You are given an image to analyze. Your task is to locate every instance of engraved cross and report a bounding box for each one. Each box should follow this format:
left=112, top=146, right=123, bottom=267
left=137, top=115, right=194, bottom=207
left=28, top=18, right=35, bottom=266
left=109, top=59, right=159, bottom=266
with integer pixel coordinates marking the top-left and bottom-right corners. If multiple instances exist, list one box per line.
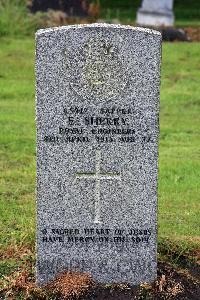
left=76, top=150, right=121, bottom=224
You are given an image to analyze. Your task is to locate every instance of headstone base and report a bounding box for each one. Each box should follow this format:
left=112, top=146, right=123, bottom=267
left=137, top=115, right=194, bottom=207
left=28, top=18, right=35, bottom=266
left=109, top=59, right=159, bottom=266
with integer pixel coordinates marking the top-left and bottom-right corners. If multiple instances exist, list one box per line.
left=136, top=9, right=174, bottom=27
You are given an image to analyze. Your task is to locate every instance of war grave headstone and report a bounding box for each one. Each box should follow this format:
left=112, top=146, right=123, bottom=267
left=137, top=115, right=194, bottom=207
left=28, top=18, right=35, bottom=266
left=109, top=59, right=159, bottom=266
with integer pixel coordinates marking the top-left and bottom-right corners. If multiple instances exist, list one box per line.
left=36, top=23, right=162, bottom=286
left=137, top=0, right=174, bottom=27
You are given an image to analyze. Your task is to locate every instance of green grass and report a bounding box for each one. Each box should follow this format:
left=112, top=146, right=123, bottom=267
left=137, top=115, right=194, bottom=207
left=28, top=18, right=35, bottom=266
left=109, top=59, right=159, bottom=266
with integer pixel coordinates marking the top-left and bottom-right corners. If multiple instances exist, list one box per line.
left=0, top=38, right=35, bottom=248
left=0, top=39, right=199, bottom=263
left=0, top=0, right=38, bottom=37
left=159, top=43, right=200, bottom=246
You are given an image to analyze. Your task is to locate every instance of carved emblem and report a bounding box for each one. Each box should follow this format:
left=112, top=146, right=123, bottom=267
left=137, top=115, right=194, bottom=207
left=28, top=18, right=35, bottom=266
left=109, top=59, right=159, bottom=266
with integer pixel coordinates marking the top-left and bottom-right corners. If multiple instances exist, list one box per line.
left=64, top=37, right=128, bottom=100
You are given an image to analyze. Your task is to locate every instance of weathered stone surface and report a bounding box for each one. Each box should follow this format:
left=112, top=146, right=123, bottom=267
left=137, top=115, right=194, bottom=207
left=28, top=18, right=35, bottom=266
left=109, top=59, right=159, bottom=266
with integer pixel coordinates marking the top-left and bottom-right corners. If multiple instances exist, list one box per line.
left=137, top=0, right=174, bottom=27
left=36, top=23, right=162, bottom=286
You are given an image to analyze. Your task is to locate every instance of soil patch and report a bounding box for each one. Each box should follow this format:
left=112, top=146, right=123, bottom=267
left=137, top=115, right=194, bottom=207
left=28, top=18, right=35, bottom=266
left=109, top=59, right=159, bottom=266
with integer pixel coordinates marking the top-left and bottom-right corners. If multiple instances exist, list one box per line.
left=184, top=27, right=200, bottom=42
left=1, top=259, right=199, bottom=299
left=81, top=261, right=200, bottom=300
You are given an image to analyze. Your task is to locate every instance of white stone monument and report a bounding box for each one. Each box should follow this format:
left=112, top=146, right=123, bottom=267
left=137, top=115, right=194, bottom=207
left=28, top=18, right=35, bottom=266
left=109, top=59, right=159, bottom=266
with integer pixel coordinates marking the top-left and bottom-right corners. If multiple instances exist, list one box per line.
left=137, top=0, right=174, bottom=27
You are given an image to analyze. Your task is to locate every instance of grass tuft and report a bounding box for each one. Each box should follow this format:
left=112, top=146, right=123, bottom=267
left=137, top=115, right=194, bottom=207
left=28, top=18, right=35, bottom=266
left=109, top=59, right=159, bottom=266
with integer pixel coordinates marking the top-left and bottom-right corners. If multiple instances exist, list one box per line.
left=0, top=0, right=38, bottom=37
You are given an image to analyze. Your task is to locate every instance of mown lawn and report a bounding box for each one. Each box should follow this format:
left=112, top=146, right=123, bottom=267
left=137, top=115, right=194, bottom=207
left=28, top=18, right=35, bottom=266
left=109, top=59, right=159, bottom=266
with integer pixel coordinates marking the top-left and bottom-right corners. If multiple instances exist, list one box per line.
left=0, top=38, right=199, bottom=265
left=159, top=43, right=200, bottom=249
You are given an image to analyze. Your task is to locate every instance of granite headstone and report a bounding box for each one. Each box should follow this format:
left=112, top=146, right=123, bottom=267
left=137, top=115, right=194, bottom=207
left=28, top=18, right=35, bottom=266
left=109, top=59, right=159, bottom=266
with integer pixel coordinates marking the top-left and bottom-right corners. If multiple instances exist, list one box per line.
left=36, top=24, right=162, bottom=286
left=137, top=0, right=174, bottom=27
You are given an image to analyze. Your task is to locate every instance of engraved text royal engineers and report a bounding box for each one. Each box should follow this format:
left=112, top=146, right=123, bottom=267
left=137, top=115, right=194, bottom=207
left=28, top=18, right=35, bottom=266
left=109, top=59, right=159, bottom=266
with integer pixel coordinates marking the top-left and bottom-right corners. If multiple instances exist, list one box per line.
left=36, top=24, right=162, bottom=285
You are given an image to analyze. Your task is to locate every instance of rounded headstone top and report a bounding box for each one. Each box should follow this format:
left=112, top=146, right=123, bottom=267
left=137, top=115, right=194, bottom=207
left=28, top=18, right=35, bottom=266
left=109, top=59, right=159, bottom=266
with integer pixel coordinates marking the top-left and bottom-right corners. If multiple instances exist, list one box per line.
left=36, top=23, right=161, bottom=37
left=36, top=23, right=161, bottom=102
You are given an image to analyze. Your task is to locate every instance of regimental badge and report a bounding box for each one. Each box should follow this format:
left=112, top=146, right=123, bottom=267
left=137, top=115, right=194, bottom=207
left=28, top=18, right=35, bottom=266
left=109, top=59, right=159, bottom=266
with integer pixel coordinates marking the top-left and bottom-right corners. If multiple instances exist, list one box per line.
left=63, top=35, right=128, bottom=101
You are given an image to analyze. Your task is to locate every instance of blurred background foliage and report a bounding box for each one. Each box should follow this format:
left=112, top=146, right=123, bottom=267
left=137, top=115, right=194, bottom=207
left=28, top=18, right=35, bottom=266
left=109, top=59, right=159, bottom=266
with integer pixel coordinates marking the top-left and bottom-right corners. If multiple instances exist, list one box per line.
left=0, top=0, right=200, bottom=37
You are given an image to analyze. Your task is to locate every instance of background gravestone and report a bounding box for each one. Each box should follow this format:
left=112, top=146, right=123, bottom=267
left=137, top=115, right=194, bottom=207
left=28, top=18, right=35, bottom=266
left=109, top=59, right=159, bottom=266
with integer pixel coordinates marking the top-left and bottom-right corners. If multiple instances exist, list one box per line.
left=36, top=23, right=162, bottom=285
left=137, top=0, right=174, bottom=27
